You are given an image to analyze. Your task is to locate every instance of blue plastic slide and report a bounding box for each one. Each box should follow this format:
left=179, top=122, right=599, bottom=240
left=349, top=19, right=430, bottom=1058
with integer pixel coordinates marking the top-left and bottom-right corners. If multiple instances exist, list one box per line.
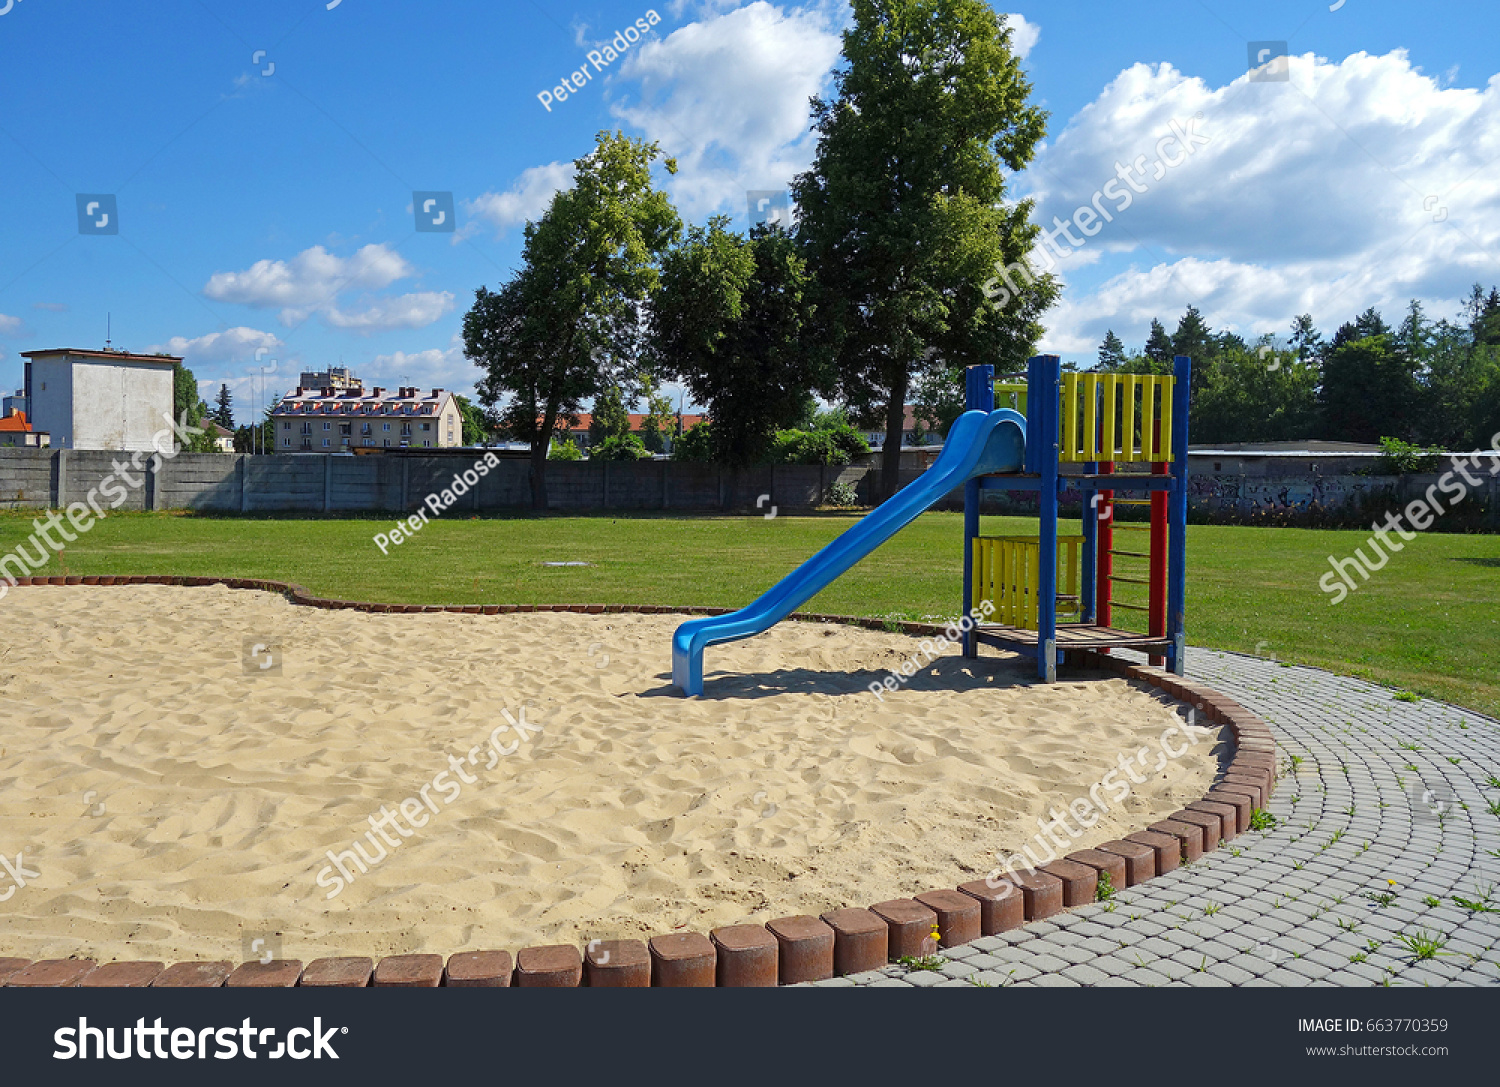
left=672, top=408, right=1027, bottom=695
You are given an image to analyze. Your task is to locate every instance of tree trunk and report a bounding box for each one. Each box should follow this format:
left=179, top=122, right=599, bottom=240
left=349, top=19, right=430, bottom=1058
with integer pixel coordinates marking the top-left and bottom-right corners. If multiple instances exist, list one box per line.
left=878, top=365, right=911, bottom=504
left=529, top=440, right=549, bottom=511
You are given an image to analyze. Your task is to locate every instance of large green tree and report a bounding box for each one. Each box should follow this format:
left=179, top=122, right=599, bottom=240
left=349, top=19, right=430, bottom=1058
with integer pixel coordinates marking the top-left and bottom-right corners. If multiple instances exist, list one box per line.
left=1318, top=333, right=1421, bottom=443
left=650, top=218, right=825, bottom=466
left=171, top=364, right=216, bottom=452
left=792, top=0, right=1054, bottom=502
left=464, top=132, right=680, bottom=508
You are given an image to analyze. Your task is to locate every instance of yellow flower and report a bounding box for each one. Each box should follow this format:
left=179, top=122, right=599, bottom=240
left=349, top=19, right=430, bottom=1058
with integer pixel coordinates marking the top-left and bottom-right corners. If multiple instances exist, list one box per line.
left=1386, top=879, right=1398, bottom=887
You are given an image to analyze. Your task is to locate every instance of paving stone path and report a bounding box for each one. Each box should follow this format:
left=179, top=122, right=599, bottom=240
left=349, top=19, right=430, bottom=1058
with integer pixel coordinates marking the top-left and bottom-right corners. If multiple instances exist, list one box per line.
left=821, top=648, right=1500, bottom=988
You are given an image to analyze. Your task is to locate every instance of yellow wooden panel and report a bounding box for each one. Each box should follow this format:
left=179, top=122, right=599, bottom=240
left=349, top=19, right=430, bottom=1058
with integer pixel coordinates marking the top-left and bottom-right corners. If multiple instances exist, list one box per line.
left=1082, top=374, right=1099, bottom=461
left=1099, top=375, right=1117, bottom=461
left=1158, top=375, right=1174, bottom=461
left=1061, top=373, right=1079, bottom=461
left=1120, top=374, right=1137, bottom=461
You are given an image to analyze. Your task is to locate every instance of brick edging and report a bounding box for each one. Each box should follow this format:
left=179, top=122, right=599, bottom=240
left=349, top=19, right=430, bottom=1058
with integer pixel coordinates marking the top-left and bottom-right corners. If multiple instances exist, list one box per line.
left=4, top=577, right=1280, bottom=987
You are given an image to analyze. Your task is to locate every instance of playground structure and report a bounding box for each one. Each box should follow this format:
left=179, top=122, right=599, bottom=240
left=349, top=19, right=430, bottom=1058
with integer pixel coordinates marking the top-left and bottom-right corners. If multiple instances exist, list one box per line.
left=671, top=354, right=1191, bottom=696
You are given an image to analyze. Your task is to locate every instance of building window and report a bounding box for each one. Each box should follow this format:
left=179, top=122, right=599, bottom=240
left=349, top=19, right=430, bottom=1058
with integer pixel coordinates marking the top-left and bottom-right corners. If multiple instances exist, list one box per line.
left=282, top=421, right=290, bottom=431
left=383, top=423, right=390, bottom=431
left=282, top=437, right=290, bottom=446
left=340, top=423, right=351, bottom=435
left=322, top=438, right=330, bottom=447
left=364, top=438, right=374, bottom=446
left=301, top=422, right=311, bottom=434
left=383, top=439, right=390, bottom=447
left=423, top=440, right=431, bottom=447
left=361, top=423, right=371, bottom=435
left=323, top=422, right=331, bottom=431
left=401, top=423, right=411, bottom=436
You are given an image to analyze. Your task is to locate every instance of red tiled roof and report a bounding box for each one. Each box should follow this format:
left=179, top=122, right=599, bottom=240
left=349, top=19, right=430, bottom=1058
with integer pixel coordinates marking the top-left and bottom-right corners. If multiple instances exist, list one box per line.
left=0, top=410, right=31, bottom=432
left=558, top=413, right=706, bottom=432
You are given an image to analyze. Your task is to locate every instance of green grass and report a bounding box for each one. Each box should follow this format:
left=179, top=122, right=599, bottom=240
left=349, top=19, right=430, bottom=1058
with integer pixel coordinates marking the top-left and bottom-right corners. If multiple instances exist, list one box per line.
left=3, top=508, right=1497, bottom=714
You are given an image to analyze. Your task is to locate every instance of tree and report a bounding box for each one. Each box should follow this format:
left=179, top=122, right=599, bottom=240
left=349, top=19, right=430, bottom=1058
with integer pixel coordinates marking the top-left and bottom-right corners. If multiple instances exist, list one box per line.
left=637, top=372, right=675, bottom=453
left=792, top=0, right=1054, bottom=502
left=212, top=383, right=234, bottom=429
left=588, top=385, right=632, bottom=447
left=1192, top=340, right=1319, bottom=444
left=454, top=394, right=492, bottom=446
left=548, top=437, right=583, bottom=461
left=1143, top=318, right=1174, bottom=366
left=171, top=364, right=216, bottom=452
left=1289, top=313, right=1323, bottom=364
left=651, top=218, right=825, bottom=466
left=233, top=408, right=273, bottom=454
left=1098, top=330, right=1127, bottom=370
left=1318, top=333, right=1419, bottom=443
left=1171, top=305, right=1213, bottom=368
left=464, top=131, right=681, bottom=509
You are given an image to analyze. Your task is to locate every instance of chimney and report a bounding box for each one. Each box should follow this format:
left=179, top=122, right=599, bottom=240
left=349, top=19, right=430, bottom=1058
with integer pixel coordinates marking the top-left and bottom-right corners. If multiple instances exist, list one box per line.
left=373, top=387, right=385, bottom=397
left=431, top=388, right=442, bottom=399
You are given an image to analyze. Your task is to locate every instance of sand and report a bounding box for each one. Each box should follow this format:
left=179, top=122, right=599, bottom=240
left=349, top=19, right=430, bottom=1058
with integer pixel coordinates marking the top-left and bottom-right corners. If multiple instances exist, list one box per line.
left=0, top=585, right=1225, bottom=962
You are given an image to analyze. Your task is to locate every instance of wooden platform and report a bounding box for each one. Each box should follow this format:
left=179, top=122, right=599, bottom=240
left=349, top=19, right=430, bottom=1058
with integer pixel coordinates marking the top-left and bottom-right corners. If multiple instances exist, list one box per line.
left=974, top=623, right=1172, bottom=651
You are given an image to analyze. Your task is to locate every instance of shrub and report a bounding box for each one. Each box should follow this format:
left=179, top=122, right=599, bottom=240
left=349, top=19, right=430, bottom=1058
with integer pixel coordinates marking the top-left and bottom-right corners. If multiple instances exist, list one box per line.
left=1374, top=436, right=1442, bottom=474
left=825, top=480, right=860, bottom=507
left=548, top=438, right=583, bottom=461
left=591, top=433, right=653, bottom=461
left=672, top=421, right=714, bottom=461
left=770, top=422, right=871, bottom=466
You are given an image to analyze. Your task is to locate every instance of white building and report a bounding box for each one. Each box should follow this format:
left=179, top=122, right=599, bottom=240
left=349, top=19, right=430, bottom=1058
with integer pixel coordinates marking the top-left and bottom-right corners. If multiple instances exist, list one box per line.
left=20, top=348, right=179, bottom=452
left=270, top=383, right=462, bottom=452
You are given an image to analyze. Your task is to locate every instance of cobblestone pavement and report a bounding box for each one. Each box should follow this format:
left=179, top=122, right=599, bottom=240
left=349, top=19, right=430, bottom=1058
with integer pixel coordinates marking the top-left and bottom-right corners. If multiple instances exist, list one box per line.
left=822, top=648, right=1500, bottom=988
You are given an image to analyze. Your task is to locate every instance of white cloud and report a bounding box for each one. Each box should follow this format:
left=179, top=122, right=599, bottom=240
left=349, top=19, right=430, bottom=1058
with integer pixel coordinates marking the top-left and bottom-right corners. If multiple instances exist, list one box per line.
left=611, top=1, right=843, bottom=220
left=464, top=162, right=576, bottom=236
left=149, top=327, right=284, bottom=365
left=204, top=243, right=413, bottom=312
left=1017, top=50, right=1500, bottom=355
left=31, top=302, right=68, bottom=313
left=365, top=336, right=474, bottom=396
left=1003, top=14, right=1039, bottom=61
left=0, top=314, right=23, bottom=336
left=323, top=292, right=456, bottom=334
left=202, top=244, right=452, bottom=333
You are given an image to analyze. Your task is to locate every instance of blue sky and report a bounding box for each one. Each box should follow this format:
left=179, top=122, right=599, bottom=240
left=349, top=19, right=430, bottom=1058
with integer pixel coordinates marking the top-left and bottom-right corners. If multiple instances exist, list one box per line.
left=2, top=0, right=1496, bottom=425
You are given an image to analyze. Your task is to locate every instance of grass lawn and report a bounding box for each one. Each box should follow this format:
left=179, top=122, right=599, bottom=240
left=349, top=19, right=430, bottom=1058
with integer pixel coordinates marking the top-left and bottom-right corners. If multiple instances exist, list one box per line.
left=3, top=508, right=1496, bottom=716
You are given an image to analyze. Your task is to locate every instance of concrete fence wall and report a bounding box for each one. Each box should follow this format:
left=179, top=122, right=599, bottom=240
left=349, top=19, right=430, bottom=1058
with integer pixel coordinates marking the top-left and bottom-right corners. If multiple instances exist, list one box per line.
left=1, top=449, right=1493, bottom=527
left=0, top=450, right=873, bottom=515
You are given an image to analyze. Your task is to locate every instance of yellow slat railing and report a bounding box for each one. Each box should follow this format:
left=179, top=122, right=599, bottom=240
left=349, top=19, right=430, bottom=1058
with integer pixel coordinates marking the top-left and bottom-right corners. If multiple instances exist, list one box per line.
left=1058, top=374, right=1175, bottom=463
left=972, top=536, right=1084, bottom=630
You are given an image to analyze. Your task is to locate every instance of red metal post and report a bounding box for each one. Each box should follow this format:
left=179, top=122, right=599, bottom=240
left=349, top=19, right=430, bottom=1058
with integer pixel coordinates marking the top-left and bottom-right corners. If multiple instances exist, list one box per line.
left=1096, top=460, right=1113, bottom=634
left=1148, top=457, right=1168, bottom=667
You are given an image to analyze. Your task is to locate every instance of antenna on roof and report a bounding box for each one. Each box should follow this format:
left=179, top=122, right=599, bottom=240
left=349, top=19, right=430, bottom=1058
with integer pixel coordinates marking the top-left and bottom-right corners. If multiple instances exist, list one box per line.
left=105, top=313, right=111, bottom=351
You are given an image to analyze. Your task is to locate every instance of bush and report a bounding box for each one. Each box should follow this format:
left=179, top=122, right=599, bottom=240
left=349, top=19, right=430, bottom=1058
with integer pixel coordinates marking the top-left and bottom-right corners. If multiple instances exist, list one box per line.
left=1374, top=436, right=1442, bottom=474
left=548, top=438, right=583, bottom=461
left=672, top=421, right=714, bottom=461
left=591, top=433, right=653, bottom=461
left=825, top=480, right=860, bottom=507
left=770, top=422, right=870, bottom=466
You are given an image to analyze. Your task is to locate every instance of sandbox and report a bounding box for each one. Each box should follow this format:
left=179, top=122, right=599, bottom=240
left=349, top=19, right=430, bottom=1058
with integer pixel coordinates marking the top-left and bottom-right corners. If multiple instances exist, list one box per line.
left=0, top=584, right=1223, bottom=962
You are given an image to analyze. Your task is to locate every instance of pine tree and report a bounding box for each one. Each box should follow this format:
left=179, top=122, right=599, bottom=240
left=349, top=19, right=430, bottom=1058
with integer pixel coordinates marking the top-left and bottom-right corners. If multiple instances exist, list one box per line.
left=1097, top=330, right=1126, bottom=370
left=212, top=383, right=234, bottom=429
left=1289, top=314, right=1323, bottom=363
left=1171, top=305, right=1213, bottom=364
left=1143, top=319, right=1173, bottom=366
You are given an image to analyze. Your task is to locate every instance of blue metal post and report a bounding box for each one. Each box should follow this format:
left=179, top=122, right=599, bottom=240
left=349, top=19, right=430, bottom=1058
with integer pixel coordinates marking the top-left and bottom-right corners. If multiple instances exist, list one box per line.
left=1081, top=379, right=1098, bottom=624
left=1166, top=354, right=1191, bottom=676
left=1035, top=355, right=1060, bottom=682
left=962, top=365, right=993, bottom=658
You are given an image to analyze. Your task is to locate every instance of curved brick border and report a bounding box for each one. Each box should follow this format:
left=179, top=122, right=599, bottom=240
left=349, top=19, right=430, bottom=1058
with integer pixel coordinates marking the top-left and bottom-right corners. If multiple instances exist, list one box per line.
left=2, top=576, right=1277, bottom=987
